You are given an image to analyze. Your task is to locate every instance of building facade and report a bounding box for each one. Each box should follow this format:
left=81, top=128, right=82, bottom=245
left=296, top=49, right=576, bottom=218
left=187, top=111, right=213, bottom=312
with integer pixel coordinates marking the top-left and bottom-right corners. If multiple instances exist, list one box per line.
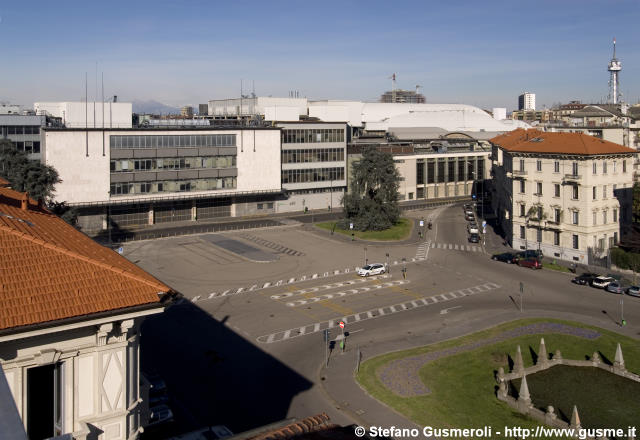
left=0, top=114, right=46, bottom=161
left=277, top=122, right=347, bottom=212
left=0, top=184, right=174, bottom=439
left=43, top=127, right=282, bottom=233
left=491, top=129, right=636, bottom=263
left=518, top=92, right=536, bottom=111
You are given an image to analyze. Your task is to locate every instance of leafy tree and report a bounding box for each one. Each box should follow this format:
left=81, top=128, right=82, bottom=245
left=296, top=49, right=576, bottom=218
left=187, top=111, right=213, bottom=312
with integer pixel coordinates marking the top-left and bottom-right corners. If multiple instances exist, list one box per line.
left=0, top=139, right=60, bottom=202
left=342, top=148, right=401, bottom=231
left=632, top=182, right=640, bottom=224
left=48, top=201, right=79, bottom=225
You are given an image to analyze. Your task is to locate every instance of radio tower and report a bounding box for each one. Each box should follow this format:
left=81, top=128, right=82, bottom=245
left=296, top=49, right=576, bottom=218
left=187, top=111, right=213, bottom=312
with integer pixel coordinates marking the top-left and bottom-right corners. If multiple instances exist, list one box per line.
left=607, top=38, right=622, bottom=104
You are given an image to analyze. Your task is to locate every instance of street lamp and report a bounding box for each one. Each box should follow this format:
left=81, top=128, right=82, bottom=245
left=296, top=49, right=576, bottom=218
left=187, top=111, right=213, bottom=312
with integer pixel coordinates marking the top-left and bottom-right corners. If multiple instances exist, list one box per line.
left=364, top=246, right=368, bottom=266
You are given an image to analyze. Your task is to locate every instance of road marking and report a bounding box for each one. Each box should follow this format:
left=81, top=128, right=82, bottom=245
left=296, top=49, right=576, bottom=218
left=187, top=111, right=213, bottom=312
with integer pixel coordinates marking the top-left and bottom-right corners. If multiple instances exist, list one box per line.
left=257, top=281, right=502, bottom=343
left=270, top=275, right=391, bottom=300
left=440, top=306, right=462, bottom=315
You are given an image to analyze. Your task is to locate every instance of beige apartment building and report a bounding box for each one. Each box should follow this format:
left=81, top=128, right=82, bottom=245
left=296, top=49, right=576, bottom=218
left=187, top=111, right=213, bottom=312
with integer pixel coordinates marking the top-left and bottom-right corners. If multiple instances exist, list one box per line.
left=491, top=129, right=636, bottom=264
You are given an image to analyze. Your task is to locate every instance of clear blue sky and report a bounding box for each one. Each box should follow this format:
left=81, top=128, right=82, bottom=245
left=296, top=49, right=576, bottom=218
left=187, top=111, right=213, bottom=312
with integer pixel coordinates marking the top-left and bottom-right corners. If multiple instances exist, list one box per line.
left=1, top=0, right=638, bottom=111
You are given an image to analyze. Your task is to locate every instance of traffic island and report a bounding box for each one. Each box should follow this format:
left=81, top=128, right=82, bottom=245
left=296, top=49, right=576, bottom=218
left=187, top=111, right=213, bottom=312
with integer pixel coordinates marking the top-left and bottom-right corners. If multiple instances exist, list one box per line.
left=356, top=319, right=640, bottom=434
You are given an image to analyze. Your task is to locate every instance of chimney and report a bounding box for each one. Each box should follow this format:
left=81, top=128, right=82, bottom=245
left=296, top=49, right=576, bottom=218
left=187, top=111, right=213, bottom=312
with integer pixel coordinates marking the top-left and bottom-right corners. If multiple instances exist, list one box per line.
left=21, top=193, right=28, bottom=211
left=37, top=198, right=44, bottom=210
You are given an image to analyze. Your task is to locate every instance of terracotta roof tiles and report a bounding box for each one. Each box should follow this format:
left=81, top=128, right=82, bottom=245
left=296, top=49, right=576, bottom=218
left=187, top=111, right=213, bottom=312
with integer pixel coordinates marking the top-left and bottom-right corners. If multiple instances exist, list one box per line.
left=0, top=186, right=173, bottom=331
left=491, top=128, right=636, bottom=155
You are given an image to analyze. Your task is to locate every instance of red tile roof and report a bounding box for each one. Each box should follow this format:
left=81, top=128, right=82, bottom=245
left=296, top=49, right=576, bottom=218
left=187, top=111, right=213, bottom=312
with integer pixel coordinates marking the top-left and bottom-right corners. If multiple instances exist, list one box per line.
left=0, top=187, right=173, bottom=331
left=491, top=128, right=636, bottom=155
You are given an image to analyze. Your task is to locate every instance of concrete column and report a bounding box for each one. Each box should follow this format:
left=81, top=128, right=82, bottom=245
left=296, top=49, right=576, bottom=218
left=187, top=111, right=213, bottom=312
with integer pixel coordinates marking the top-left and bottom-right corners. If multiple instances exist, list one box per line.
left=102, top=207, right=108, bottom=230
left=191, top=200, right=197, bottom=221
left=148, top=206, right=154, bottom=225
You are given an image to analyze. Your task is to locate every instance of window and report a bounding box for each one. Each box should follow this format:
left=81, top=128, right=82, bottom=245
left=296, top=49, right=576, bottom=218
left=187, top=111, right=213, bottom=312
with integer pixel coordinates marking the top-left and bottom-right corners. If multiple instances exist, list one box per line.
left=520, top=226, right=525, bottom=239
left=257, top=203, right=264, bottom=210
left=613, top=208, right=618, bottom=223
left=572, top=162, right=578, bottom=176
left=572, top=185, right=578, bottom=200
left=613, top=184, right=617, bottom=195
left=593, top=162, right=597, bottom=174
left=613, top=161, right=617, bottom=173
left=573, top=234, right=579, bottom=249
left=593, top=211, right=597, bottom=225
left=554, top=184, right=560, bottom=197
left=614, top=232, right=618, bottom=244
left=537, top=229, right=542, bottom=242
left=603, top=161, right=607, bottom=174
left=554, top=208, right=561, bottom=223
left=602, top=210, right=607, bottom=224
left=623, top=160, right=627, bottom=173
left=536, top=182, right=542, bottom=195
left=554, top=161, right=560, bottom=173
left=520, top=204, right=525, bottom=217
left=593, top=186, right=597, bottom=200
left=536, top=160, right=542, bottom=171
left=554, top=231, right=560, bottom=246
left=519, top=180, right=525, bottom=193
left=603, top=185, right=607, bottom=199
left=572, top=211, right=579, bottom=225
left=519, top=159, right=525, bottom=172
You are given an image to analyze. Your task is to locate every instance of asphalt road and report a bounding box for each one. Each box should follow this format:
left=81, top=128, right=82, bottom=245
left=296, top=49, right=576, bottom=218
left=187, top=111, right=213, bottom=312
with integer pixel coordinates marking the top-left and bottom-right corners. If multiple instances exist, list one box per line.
left=127, top=203, right=640, bottom=437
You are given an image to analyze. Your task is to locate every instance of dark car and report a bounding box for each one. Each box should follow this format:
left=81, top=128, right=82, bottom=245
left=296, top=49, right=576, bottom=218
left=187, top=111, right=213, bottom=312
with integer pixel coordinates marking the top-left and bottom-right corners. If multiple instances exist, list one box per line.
left=465, top=213, right=476, bottom=222
left=491, top=252, right=517, bottom=264
left=468, top=233, right=480, bottom=243
left=572, top=272, right=601, bottom=286
left=518, top=257, right=541, bottom=269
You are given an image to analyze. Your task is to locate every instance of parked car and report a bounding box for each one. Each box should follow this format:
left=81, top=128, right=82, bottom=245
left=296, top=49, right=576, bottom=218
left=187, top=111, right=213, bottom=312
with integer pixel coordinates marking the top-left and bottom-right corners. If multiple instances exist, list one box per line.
left=626, top=286, right=640, bottom=297
left=148, top=404, right=174, bottom=427
left=357, top=263, right=386, bottom=277
left=491, top=252, right=518, bottom=264
left=606, top=282, right=624, bottom=294
left=515, top=250, right=543, bottom=261
left=591, top=276, right=615, bottom=289
left=518, top=257, right=542, bottom=269
left=468, top=223, right=479, bottom=234
left=463, top=203, right=472, bottom=211
left=571, top=272, right=601, bottom=286
left=465, top=213, right=475, bottom=221
left=468, top=233, right=480, bottom=243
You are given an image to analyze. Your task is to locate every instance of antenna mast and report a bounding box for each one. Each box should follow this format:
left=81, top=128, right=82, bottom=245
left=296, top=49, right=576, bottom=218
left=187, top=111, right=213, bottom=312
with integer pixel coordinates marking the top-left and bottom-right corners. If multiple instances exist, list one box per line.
left=608, top=38, right=622, bottom=104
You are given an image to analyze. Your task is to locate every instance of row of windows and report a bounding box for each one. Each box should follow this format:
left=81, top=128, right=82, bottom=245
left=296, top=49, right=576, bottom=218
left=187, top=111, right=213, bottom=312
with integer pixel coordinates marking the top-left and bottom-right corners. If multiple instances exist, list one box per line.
left=518, top=204, right=618, bottom=225
left=109, top=177, right=236, bottom=196
left=519, top=159, right=627, bottom=175
left=2, top=126, right=41, bottom=135
left=109, top=134, right=236, bottom=149
left=521, top=181, right=620, bottom=200
left=417, top=157, right=485, bottom=184
left=110, top=156, right=236, bottom=172
left=281, top=148, right=344, bottom=164
left=8, top=141, right=40, bottom=154
left=281, top=167, right=345, bottom=184
left=518, top=228, right=618, bottom=251
left=281, top=129, right=344, bottom=144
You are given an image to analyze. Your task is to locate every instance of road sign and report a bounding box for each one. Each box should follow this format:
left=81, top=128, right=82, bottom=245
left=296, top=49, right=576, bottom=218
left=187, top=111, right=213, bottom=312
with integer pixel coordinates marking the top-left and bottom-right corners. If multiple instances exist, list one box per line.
left=483, top=227, right=486, bottom=234
left=117, top=247, right=123, bottom=254
left=419, top=220, right=424, bottom=227
left=482, top=220, right=487, bottom=228
left=339, top=321, right=345, bottom=329
left=349, top=223, right=354, bottom=230
left=472, top=194, right=476, bottom=199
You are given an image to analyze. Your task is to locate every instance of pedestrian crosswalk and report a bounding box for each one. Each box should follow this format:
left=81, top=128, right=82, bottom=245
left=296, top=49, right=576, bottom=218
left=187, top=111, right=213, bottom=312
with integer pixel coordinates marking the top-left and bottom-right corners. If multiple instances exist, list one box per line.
left=430, top=242, right=481, bottom=252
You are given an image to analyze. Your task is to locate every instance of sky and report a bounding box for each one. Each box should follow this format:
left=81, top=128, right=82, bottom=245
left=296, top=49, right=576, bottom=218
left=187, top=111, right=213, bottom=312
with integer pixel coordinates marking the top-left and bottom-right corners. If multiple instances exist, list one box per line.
left=1, top=0, right=639, bottom=111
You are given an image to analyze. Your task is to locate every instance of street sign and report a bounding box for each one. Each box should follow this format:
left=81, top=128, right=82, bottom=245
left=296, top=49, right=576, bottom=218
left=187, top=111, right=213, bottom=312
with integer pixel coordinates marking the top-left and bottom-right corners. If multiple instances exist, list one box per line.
left=472, top=194, right=476, bottom=199
left=483, top=227, right=486, bottom=234
left=482, top=220, right=487, bottom=228
left=349, top=223, right=354, bottom=230
left=117, top=247, right=123, bottom=254
left=339, top=321, right=345, bottom=329
left=419, top=220, right=424, bottom=227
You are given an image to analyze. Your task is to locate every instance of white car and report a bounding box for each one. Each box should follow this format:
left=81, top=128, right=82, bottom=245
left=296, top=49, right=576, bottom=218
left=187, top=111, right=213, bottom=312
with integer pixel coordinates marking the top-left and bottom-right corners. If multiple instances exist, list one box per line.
left=591, top=276, right=615, bottom=289
left=468, top=224, right=479, bottom=235
left=357, top=263, right=386, bottom=277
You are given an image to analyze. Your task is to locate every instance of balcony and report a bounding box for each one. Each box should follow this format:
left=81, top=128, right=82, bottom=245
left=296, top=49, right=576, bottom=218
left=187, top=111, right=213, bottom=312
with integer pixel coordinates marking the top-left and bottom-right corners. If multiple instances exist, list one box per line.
left=563, top=174, right=581, bottom=183
left=512, top=169, right=527, bottom=178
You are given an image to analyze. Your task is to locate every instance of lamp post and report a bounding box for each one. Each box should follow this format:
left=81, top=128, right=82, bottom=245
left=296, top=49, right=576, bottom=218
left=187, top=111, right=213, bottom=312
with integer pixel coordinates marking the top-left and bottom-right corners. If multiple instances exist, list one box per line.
left=364, top=246, right=368, bottom=266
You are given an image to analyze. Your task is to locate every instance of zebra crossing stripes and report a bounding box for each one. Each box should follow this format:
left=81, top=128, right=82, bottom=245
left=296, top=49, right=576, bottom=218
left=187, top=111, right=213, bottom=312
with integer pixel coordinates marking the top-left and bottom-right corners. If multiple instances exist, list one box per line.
left=256, top=281, right=502, bottom=344
left=431, top=242, right=481, bottom=252
left=239, top=234, right=305, bottom=256
left=284, top=280, right=409, bottom=307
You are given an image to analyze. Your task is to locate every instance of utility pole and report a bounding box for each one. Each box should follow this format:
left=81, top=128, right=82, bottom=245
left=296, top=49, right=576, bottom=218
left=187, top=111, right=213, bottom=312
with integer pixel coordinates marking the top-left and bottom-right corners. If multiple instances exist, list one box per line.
left=386, top=253, right=390, bottom=275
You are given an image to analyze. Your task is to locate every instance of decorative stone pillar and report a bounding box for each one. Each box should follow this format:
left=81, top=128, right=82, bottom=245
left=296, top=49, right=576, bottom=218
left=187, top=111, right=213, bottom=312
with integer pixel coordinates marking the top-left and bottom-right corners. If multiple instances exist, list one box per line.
left=614, top=343, right=626, bottom=372
left=117, top=319, right=135, bottom=343
left=517, top=375, right=532, bottom=411
left=537, top=338, right=548, bottom=367
left=570, top=405, right=581, bottom=430
left=544, top=406, right=557, bottom=424
left=496, top=367, right=505, bottom=383
left=592, top=351, right=602, bottom=366
left=497, top=381, right=507, bottom=399
left=553, top=349, right=563, bottom=362
left=513, top=345, right=524, bottom=373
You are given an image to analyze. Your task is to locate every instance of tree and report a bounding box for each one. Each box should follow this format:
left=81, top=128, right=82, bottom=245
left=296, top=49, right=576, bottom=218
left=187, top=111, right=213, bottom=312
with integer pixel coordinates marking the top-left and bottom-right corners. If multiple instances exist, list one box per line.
left=0, top=139, right=60, bottom=202
left=342, top=148, right=401, bottom=231
left=632, top=182, right=640, bottom=224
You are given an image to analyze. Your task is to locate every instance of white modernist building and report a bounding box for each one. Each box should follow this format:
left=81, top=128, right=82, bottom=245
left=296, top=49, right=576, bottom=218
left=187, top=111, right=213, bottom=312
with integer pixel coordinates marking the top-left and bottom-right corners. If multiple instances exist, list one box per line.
left=35, top=102, right=133, bottom=129
left=518, top=93, right=536, bottom=111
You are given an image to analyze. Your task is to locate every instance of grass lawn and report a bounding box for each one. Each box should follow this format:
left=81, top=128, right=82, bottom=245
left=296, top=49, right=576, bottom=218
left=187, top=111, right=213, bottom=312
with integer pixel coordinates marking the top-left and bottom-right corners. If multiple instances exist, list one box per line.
left=316, top=218, right=413, bottom=241
left=356, top=318, right=640, bottom=433
left=542, top=261, right=572, bottom=273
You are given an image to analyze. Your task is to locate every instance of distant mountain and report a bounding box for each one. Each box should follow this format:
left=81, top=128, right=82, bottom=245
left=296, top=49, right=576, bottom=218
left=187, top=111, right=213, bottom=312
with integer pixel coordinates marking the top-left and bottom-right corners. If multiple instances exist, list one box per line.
left=132, top=100, right=181, bottom=115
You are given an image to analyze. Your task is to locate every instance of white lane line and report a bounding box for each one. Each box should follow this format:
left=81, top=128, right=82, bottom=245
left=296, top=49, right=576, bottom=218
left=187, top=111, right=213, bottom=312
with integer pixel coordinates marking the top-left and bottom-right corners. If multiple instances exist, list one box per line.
left=314, top=323, right=320, bottom=332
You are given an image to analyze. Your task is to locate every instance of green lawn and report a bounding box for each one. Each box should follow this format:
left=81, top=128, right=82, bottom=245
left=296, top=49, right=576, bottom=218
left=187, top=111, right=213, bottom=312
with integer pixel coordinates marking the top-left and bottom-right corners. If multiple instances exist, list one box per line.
left=356, top=318, right=640, bottom=435
left=316, top=218, right=413, bottom=241
left=542, top=261, right=572, bottom=273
